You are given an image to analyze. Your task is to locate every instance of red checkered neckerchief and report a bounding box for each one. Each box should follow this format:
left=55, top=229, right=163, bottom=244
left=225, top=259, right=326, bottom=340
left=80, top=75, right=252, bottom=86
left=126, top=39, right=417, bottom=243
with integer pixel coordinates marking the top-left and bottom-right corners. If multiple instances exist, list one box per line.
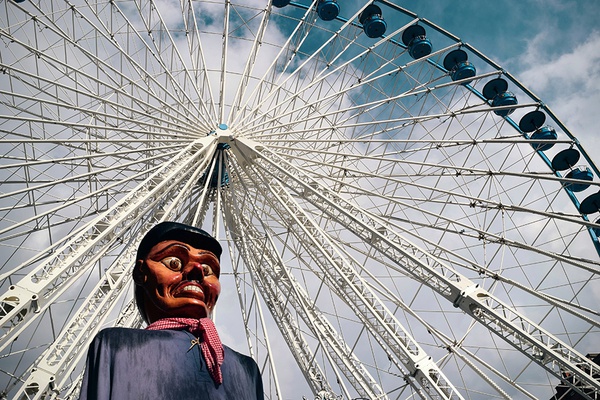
left=146, top=317, right=224, bottom=385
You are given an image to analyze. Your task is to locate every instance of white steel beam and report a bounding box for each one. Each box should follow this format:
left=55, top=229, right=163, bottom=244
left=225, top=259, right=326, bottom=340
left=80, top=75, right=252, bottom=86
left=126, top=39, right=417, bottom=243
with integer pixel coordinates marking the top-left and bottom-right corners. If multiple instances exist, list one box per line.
left=180, top=0, right=218, bottom=124
left=226, top=157, right=388, bottom=399
left=4, top=3, right=203, bottom=131
left=235, top=1, right=383, bottom=130
left=236, top=136, right=600, bottom=400
left=232, top=138, right=459, bottom=399
left=7, top=136, right=219, bottom=399
left=219, top=0, right=231, bottom=124
left=230, top=1, right=317, bottom=128
left=131, top=0, right=213, bottom=126
left=229, top=3, right=270, bottom=123
left=0, top=137, right=218, bottom=354
left=222, top=192, right=335, bottom=398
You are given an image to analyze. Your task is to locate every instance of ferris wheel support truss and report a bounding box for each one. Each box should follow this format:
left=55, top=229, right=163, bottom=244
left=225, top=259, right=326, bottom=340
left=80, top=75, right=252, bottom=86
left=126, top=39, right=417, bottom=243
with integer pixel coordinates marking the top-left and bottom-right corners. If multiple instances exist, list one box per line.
left=0, top=136, right=220, bottom=399
left=224, top=241, right=286, bottom=400
left=223, top=159, right=391, bottom=400
left=15, top=249, right=136, bottom=400
left=231, top=136, right=600, bottom=400
left=229, top=143, right=462, bottom=399
left=222, top=201, right=338, bottom=399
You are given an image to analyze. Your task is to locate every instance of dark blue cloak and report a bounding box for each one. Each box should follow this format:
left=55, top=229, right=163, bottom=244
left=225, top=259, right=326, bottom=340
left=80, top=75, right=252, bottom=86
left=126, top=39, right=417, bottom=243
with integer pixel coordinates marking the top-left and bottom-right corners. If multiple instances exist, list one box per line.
left=79, top=327, right=264, bottom=400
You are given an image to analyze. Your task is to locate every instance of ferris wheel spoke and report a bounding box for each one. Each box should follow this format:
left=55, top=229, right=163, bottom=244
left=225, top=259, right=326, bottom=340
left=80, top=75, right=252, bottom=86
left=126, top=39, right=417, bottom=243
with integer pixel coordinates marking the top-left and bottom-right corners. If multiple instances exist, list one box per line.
left=231, top=142, right=465, bottom=399
left=0, top=66, right=193, bottom=138
left=222, top=185, right=335, bottom=398
left=231, top=228, right=354, bottom=399
left=235, top=3, right=382, bottom=129
left=28, top=0, right=209, bottom=129
left=227, top=153, right=395, bottom=399
left=227, top=3, right=270, bottom=125
left=0, top=148, right=180, bottom=214
left=180, top=0, right=218, bottom=123
left=300, top=185, right=599, bottom=359
left=13, top=148, right=221, bottom=398
left=274, top=143, right=588, bottom=279
left=189, top=154, right=223, bottom=227
left=0, top=142, right=184, bottom=173
left=112, top=0, right=214, bottom=128
left=223, top=229, right=285, bottom=400
left=237, top=136, right=600, bottom=396
left=240, top=71, right=510, bottom=139
left=272, top=131, right=596, bottom=244
left=366, top=281, right=521, bottom=399
left=279, top=148, right=597, bottom=238
left=0, top=184, right=137, bottom=246
left=0, top=138, right=217, bottom=351
left=324, top=192, right=597, bottom=311
left=0, top=139, right=219, bottom=399
left=227, top=156, right=383, bottom=391
left=129, top=0, right=210, bottom=107
left=217, top=0, right=231, bottom=124
left=347, top=228, right=600, bottom=333
left=0, top=62, right=196, bottom=139
left=12, top=253, right=134, bottom=399
left=0, top=84, right=197, bottom=138
left=228, top=2, right=317, bottom=128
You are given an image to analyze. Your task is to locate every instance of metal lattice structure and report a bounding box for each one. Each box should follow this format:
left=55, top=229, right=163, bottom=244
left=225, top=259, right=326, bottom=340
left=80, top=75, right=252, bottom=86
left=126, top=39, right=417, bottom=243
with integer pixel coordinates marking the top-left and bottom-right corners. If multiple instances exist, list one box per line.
left=1, top=0, right=599, bottom=399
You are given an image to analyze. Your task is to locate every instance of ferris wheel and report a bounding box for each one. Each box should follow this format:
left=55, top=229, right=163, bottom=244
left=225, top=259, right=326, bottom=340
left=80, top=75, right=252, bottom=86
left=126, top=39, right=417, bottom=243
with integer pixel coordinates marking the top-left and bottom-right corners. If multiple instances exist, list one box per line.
left=1, top=0, right=599, bottom=399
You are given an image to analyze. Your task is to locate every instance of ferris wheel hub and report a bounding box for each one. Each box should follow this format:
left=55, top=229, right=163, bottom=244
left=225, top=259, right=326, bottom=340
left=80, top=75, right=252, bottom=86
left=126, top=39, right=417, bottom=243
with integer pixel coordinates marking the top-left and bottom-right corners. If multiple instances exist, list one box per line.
left=214, top=124, right=235, bottom=142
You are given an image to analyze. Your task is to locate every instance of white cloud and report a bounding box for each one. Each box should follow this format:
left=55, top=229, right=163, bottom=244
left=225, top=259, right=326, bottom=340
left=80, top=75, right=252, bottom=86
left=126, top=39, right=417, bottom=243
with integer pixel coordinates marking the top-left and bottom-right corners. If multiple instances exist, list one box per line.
left=517, top=30, right=600, bottom=167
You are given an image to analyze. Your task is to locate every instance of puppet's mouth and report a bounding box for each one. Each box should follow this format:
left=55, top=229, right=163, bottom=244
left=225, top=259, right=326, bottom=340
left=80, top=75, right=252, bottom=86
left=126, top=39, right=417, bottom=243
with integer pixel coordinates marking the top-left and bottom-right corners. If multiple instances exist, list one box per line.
left=174, top=281, right=204, bottom=298
left=180, top=285, right=203, bottom=293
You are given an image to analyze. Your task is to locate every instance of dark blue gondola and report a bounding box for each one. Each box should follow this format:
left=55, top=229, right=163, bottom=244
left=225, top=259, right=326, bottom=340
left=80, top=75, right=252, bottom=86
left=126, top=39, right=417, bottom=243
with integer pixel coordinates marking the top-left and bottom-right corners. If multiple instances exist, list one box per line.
left=518, top=110, right=557, bottom=150
left=580, top=191, right=600, bottom=215
left=451, top=62, right=476, bottom=82
left=359, top=5, right=387, bottom=38
left=317, top=0, right=340, bottom=21
left=530, top=126, right=558, bottom=151
left=443, top=49, right=476, bottom=84
left=272, top=0, right=291, bottom=8
left=402, top=25, right=432, bottom=59
left=552, top=148, right=580, bottom=171
left=483, top=78, right=517, bottom=117
left=564, top=167, right=594, bottom=192
left=519, top=110, right=546, bottom=132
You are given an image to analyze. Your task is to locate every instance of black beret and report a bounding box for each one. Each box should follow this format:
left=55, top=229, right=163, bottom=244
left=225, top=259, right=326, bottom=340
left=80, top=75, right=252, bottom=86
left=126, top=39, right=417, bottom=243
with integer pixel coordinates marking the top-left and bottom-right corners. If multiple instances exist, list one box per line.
left=136, top=221, right=222, bottom=260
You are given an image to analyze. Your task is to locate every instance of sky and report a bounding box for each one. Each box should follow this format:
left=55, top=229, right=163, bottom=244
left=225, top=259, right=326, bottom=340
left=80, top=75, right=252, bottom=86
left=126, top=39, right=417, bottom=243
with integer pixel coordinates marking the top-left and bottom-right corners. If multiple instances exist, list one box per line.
left=399, top=0, right=600, bottom=169
left=218, top=2, right=600, bottom=395
left=1, top=1, right=598, bottom=398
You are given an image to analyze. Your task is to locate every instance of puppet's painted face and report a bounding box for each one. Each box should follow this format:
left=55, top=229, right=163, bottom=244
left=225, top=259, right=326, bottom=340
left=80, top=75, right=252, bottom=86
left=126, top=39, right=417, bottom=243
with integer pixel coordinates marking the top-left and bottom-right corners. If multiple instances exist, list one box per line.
left=136, top=240, right=221, bottom=322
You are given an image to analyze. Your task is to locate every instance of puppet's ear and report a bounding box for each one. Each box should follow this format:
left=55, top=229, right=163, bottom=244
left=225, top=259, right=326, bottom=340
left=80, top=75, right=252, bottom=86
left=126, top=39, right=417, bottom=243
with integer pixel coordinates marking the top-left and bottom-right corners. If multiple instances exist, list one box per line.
left=132, top=260, right=147, bottom=285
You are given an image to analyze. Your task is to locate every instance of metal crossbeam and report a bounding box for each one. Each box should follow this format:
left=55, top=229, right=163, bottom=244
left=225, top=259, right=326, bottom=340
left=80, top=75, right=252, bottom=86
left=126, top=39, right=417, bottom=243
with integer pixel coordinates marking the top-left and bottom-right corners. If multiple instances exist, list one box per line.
left=225, top=156, right=388, bottom=399
left=235, top=136, right=600, bottom=400
left=232, top=138, right=462, bottom=399
left=222, top=190, right=334, bottom=397
left=1, top=137, right=219, bottom=399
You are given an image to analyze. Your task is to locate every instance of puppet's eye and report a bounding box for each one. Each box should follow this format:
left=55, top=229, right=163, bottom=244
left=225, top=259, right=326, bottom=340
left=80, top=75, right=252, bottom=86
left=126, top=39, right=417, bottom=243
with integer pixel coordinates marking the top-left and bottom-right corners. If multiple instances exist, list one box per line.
left=201, top=263, right=214, bottom=276
left=161, top=256, right=183, bottom=271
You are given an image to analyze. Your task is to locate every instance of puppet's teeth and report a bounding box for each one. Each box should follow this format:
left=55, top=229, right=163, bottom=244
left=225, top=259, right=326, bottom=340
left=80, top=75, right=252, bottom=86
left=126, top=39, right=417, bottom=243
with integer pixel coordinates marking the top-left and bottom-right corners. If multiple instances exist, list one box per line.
left=182, top=285, right=203, bottom=293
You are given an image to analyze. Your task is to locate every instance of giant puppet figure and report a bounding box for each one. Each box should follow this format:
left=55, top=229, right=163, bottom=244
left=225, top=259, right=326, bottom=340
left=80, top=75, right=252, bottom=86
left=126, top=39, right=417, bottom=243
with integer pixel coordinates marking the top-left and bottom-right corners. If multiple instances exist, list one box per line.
left=79, top=222, right=264, bottom=399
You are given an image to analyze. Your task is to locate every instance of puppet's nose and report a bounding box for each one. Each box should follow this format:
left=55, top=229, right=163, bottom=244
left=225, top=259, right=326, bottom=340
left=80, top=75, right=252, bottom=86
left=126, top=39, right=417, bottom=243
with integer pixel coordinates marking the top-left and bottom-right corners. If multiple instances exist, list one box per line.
left=182, top=262, right=205, bottom=282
